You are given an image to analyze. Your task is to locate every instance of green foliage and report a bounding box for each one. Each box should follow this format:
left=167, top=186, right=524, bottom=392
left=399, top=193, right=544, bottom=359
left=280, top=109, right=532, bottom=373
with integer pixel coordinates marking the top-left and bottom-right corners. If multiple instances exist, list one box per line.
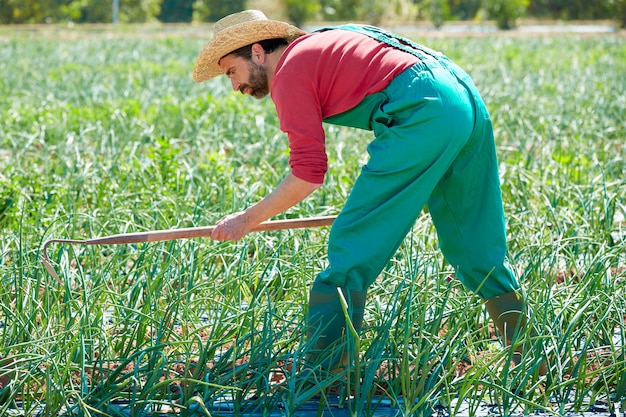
left=418, top=0, right=452, bottom=28
left=0, top=0, right=161, bottom=23
left=193, top=0, right=247, bottom=22
left=118, top=0, right=162, bottom=23
left=483, top=0, right=530, bottom=29
left=283, top=0, right=320, bottom=26
left=159, top=0, right=194, bottom=22
left=360, top=0, right=387, bottom=24
left=320, top=0, right=360, bottom=20
left=611, top=0, right=626, bottom=25
left=447, top=0, right=482, bottom=20
left=0, top=0, right=623, bottom=25
left=0, top=173, right=17, bottom=228
left=527, top=0, right=623, bottom=25
left=317, top=0, right=409, bottom=24
left=544, top=0, right=612, bottom=19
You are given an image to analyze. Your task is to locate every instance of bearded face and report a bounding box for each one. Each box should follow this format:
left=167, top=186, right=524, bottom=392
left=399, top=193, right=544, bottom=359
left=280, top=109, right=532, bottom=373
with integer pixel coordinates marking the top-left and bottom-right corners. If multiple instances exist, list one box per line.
left=240, top=59, right=270, bottom=99
left=219, top=49, right=271, bottom=100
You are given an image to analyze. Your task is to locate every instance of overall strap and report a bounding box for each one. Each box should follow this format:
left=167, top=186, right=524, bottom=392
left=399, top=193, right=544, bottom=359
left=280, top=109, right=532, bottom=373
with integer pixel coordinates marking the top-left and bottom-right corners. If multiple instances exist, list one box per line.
left=314, top=24, right=444, bottom=62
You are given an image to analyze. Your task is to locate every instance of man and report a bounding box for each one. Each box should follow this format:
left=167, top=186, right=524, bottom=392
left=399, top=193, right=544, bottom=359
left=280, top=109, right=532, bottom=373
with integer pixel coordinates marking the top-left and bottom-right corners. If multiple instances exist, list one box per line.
left=193, top=10, right=545, bottom=375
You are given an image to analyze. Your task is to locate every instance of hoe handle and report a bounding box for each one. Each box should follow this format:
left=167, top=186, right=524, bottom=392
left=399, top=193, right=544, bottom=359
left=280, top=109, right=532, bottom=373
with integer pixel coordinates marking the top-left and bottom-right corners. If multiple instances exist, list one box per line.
left=83, top=215, right=336, bottom=245
left=41, top=215, right=336, bottom=282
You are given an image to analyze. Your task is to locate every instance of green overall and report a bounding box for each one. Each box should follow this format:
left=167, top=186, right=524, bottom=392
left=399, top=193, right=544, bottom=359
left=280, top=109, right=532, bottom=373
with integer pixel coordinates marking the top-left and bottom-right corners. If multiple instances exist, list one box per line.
left=305, top=25, right=521, bottom=368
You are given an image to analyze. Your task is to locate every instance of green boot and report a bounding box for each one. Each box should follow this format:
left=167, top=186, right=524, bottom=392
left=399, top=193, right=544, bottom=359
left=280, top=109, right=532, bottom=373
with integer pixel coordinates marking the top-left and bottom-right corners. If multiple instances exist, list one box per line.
left=305, top=281, right=367, bottom=372
left=484, top=290, right=547, bottom=375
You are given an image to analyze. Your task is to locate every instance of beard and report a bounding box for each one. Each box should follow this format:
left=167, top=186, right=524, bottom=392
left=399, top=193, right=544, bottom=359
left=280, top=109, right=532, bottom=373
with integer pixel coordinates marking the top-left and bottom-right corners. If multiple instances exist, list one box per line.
left=240, top=60, right=270, bottom=99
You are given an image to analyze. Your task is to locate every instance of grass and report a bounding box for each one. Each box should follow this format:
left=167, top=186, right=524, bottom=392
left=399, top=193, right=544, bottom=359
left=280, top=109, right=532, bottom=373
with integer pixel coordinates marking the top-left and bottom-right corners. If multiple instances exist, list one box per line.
left=0, top=27, right=625, bottom=416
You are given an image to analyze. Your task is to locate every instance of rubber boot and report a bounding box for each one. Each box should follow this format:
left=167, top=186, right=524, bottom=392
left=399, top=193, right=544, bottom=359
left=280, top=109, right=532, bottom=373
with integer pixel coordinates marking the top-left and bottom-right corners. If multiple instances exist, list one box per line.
left=305, top=281, right=367, bottom=372
left=484, top=290, right=547, bottom=375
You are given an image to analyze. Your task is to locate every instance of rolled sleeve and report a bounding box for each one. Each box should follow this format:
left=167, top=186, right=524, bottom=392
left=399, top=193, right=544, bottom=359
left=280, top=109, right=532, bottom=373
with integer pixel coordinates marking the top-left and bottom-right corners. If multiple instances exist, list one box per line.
left=289, top=135, right=328, bottom=183
left=272, top=73, right=328, bottom=184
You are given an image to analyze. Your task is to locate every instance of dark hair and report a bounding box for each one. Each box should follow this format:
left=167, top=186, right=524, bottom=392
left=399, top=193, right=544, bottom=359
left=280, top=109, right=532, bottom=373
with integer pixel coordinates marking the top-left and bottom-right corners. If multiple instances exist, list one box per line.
left=223, top=38, right=289, bottom=60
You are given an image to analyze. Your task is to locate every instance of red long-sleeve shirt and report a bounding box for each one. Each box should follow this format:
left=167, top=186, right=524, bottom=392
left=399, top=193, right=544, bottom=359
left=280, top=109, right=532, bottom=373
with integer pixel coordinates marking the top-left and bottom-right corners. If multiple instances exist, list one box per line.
left=270, top=30, right=418, bottom=184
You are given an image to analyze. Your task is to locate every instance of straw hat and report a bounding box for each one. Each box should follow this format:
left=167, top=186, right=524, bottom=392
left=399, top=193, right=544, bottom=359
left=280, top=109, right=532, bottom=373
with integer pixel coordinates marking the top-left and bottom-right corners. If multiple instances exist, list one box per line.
left=193, top=10, right=305, bottom=83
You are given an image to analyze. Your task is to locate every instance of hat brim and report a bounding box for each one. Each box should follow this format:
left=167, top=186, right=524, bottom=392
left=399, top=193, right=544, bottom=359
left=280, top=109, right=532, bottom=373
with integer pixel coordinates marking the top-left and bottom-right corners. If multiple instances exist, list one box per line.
left=193, top=20, right=304, bottom=83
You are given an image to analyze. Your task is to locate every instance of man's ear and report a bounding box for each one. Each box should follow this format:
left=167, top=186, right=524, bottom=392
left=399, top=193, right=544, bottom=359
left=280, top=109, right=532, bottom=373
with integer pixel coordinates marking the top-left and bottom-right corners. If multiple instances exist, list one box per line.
left=250, top=43, right=266, bottom=64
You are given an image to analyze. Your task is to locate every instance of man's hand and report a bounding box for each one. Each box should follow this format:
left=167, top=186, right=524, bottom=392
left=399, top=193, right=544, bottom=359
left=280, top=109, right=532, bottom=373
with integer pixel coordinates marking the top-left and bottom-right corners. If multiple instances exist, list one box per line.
left=211, top=211, right=253, bottom=241
left=210, top=173, right=322, bottom=242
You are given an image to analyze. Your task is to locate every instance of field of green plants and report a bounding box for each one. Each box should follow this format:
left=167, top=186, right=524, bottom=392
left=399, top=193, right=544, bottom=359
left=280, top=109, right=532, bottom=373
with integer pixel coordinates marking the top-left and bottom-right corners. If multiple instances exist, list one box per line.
left=0, top=27, right=625, bottom=416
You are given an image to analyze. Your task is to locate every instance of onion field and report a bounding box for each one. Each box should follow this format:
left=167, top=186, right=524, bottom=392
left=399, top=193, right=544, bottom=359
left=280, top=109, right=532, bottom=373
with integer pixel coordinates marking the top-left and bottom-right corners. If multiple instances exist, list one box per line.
left=0, top=27, right=624, bottom=416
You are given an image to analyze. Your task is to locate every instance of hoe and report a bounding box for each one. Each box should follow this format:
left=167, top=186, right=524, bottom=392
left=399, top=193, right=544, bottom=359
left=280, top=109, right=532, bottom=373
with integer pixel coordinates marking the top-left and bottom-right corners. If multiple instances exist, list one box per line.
left=41, top=215, right=336, bottom=282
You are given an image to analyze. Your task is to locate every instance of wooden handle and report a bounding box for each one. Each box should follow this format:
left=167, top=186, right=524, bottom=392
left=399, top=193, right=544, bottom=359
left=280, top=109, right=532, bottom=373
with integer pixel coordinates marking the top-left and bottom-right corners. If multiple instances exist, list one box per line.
left=41, top=215, right=336, bottom=282
left=82, top=215, right=336, bottom=245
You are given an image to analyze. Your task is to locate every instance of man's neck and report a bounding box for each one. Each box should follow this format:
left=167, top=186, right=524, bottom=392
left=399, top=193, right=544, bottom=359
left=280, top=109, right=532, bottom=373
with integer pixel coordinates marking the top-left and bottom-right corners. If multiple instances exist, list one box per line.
left=264, top=44, right=288, bottom=88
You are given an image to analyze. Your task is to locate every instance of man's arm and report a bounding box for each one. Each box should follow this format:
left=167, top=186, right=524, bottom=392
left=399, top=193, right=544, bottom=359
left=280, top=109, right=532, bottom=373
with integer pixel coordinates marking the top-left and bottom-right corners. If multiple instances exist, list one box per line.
left=210, top=172, right=322, bottom=241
